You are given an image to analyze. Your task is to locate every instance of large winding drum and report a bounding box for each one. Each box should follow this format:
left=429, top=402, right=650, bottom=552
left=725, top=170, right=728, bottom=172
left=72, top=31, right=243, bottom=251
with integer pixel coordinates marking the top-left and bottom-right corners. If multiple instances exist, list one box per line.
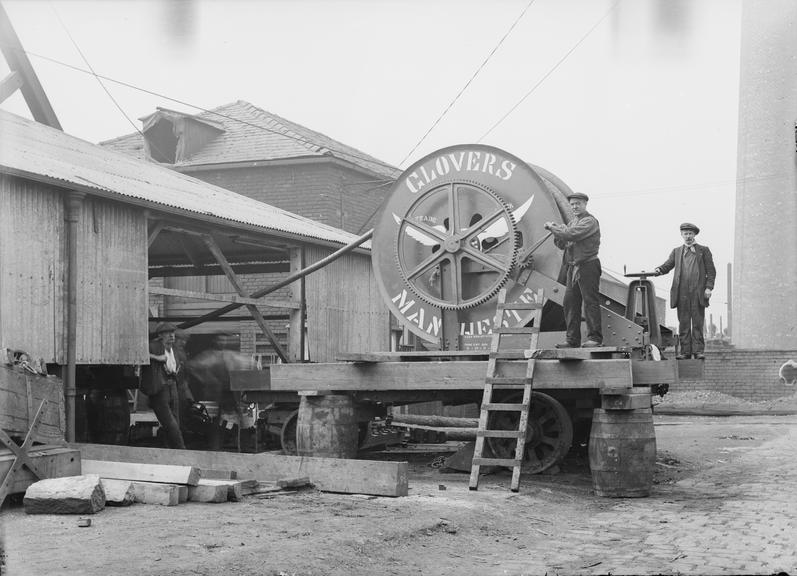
left=371, top=144, right=572, bottom=350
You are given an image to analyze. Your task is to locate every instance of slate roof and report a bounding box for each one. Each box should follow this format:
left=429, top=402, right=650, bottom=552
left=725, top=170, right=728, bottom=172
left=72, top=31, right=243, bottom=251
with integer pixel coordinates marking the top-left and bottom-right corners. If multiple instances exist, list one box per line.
left=0, top=110, right=371, bottom=249
left=100, top=100, right=400, bottom=180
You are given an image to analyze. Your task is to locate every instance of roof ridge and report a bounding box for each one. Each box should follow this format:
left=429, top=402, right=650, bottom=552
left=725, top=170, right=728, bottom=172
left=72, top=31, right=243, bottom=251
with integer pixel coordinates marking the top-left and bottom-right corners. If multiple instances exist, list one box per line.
left=238, top=101, right=322, bottom=155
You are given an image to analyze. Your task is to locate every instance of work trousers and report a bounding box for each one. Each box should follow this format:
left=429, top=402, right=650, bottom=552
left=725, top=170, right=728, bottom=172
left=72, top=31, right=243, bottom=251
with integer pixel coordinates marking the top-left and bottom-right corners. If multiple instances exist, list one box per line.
left=147, top=379, right=186, bottom=449
left=563, top=258, right=603, bottom=346
left=677, top=292, right=705, bottom=356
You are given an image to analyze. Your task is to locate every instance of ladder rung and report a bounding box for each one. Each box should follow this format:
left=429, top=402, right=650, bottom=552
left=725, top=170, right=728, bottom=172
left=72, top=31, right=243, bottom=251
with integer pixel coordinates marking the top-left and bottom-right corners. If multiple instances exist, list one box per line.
left=494, top=327, right=540, bottom=335
left=493, top=384, right=533, bottom=390
left=482, top=402, right=529, bottom=411
left=497, top=302, right=543, bottom=310
left=476, top=430, right=526, bottom=439
left=490, top=350, right=528, bottom=359
left=486, top=377, right=532, bottom=385
left=473, top=457, right=523, bottom=467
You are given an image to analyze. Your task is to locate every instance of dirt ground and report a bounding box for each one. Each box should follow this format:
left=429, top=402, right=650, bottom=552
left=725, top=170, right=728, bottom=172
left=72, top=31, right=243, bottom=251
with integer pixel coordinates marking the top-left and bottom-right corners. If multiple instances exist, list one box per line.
left=2, top=399, right=795, bottom=576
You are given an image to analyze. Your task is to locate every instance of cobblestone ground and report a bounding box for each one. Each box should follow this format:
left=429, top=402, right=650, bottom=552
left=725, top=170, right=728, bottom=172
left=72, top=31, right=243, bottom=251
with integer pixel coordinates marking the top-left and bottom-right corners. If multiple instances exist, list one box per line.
left=491, top=420, right=797, bottom=576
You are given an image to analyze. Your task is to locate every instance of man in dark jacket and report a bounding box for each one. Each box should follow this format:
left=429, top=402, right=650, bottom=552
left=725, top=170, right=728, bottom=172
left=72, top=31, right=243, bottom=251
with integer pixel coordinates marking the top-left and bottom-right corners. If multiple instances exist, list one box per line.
left=654, top=223, right=716, bottom=359
left=544, top=192, right=602, bottom=348
left=140, top=322, right=194, bottom=449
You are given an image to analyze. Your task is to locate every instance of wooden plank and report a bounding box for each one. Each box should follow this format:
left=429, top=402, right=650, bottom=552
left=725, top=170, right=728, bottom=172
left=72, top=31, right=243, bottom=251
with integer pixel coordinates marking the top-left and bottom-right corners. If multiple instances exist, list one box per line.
left=149, top=286, right=299, bottom=309
left=676, top=359, right=705, bottom=381
left=198, top=478, right=243, bottom=501
left=127, top=481, right=180, bottom=506
left=229, top=368, right=271, bottom=392
left=631, top=360, right=678, bottom=385
left=529, top=348, right=623, bottom=360
left=601, top=393, right=653, bottom=411
left=149, top=286, right=259, bottom=305
left=1, top=366, right=65, bottom=441
left=81, top=460, right=200, bottom=486
left=73, top=443, right=408, bottom=497
left=199, top=468, right=237, bottom=480
left=188, top=483, right=228, bottom=503
left=0, top=70, right=23, bottom=104
left=98, top=478, right=135, bottom=506
left=336, top=351, right=488, bottom=362
left=267, top=360, right=636, bottom=391
left=0, top=447, right=80, bottom=496
left=277, top=476, right=310, bottom=489
left=0, top=2, right=62, bottom=129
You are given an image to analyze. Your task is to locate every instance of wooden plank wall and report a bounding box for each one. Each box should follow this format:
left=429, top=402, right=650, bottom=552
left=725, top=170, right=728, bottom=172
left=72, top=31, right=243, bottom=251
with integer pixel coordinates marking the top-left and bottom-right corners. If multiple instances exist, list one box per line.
left=0, top=365, right=65, bottom=441
left=0, top=175, right=65, bottom=363
left=76, top=197, right=148, bottom=364
left=303, top=247, right=390, bottom=362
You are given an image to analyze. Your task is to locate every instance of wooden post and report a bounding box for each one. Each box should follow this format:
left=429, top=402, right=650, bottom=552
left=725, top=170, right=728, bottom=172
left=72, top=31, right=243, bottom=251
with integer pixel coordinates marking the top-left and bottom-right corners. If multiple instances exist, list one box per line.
left=288, top=247, right=305, bottom=362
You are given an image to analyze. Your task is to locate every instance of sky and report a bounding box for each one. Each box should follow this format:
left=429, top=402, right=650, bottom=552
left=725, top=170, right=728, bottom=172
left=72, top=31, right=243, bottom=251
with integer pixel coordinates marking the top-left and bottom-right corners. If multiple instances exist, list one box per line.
left=0, top=0, right=742, bottom=329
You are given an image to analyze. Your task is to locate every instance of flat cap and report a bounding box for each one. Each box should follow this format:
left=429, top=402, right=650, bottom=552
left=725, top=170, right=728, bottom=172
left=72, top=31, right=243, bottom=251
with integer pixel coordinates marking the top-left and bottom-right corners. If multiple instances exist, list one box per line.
left=679, top=222, right=700, bottom=234
left=567, top=192, right=589, bottom=202
left=155, top=321, right=178, bottom=335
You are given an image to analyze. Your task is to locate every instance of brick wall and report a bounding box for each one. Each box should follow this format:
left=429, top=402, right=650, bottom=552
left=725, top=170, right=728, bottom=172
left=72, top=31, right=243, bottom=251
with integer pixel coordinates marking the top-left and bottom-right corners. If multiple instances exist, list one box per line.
left=185, top=162, right=392, bottom=234
left=671, top=349, right=797, bottom=401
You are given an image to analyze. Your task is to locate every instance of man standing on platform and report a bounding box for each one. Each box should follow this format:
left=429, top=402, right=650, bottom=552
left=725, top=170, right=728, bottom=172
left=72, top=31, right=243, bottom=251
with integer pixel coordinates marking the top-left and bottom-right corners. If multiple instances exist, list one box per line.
left=654, top=223, right=716, bottom=360
left=544, top=192, right=603, bottom=348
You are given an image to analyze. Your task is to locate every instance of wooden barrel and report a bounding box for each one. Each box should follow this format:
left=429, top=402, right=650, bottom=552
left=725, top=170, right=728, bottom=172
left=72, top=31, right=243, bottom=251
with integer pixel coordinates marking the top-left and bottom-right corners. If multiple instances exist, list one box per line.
left=296, top=394, right=359, bottom=458
left=588, top=408, right=656, bottom=497
left=87, top=389, right=131, bottom=445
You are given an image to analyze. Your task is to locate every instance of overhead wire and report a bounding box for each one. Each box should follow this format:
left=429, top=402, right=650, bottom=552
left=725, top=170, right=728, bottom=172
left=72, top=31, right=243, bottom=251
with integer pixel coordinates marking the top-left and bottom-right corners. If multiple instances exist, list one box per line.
left=397, top=0, right=537, bottom=168
left=6, top=3, right=754, bottom=205
left=0, top=43, right=402, bottom=176
left=47, top=3, right=173, bottom=163
left=478, top=0, right=622, bottom=142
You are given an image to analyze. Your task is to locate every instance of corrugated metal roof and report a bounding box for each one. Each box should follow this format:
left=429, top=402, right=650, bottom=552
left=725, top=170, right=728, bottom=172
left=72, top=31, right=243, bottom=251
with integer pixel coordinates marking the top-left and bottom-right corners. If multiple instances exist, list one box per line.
left=100, top=100, right=401, bottom=180
left=0, top=110, right=371, bottom=249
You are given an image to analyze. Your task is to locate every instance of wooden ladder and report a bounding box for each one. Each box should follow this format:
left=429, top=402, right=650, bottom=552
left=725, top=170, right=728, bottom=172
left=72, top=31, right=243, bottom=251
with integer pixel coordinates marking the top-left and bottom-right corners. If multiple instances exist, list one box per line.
left=469, top=287, right=544, bottom=492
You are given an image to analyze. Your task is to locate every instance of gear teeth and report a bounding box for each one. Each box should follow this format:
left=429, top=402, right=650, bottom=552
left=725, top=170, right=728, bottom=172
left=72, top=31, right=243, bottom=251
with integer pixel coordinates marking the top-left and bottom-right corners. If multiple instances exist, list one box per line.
left=394, top=180, right=520, bottom=310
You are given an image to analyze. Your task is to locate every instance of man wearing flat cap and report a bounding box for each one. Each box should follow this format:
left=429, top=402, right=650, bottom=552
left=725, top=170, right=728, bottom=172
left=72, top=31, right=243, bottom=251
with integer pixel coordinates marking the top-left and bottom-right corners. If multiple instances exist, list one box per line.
left=140, top=321, right=193, bottom=448
left=544, top=192, right=603, bottom=348
left=654, top=223, right=716, bottom=359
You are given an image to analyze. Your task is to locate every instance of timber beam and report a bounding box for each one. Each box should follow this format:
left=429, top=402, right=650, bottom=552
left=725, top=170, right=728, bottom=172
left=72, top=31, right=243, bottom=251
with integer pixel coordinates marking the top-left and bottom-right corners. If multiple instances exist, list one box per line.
left=259, top=359, right=675, bottom=392
left=73, top=444, right=408, bottom=497
left=148, top=286, right=299, bottom=309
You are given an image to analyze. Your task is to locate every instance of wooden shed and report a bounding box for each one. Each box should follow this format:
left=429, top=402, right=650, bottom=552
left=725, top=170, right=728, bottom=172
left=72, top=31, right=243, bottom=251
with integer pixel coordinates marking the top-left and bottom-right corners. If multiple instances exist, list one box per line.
left=0, top=110, right=389, bottom=444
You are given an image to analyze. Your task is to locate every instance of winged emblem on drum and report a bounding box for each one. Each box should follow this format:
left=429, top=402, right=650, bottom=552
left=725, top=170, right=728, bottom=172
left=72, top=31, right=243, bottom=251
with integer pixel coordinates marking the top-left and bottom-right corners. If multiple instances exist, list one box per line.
left=392, top=195, right=534, bottom=249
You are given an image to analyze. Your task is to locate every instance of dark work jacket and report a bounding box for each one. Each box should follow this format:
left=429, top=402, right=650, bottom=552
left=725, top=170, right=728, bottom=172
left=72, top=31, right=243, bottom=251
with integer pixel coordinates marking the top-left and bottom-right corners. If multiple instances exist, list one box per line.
left=657, top=243, right=716, bottom=309
left=552, top=212, right=600, bottom=265
left=140, top=340, right=183, bottom=396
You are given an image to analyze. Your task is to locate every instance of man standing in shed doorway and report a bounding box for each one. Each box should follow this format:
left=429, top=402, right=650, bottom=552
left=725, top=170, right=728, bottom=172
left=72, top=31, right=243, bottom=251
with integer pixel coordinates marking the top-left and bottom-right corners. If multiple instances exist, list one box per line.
left=654, top=223, right=716, bottom=360
left=544, top=192, right=603, bottom=348
left=140, top=322, right=193, bottom=449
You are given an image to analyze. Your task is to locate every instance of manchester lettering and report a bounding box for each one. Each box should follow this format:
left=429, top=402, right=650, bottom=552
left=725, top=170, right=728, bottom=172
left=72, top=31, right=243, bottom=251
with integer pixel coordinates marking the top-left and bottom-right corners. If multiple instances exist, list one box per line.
left=391, top=289, right=441, bottom=336
left=404, top=150, right=517, bottom=194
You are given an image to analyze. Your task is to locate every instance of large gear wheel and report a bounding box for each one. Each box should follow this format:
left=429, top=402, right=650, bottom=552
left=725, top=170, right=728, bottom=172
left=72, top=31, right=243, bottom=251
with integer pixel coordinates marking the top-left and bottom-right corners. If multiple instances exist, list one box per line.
left=394, top=181, right=519, bottom=310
